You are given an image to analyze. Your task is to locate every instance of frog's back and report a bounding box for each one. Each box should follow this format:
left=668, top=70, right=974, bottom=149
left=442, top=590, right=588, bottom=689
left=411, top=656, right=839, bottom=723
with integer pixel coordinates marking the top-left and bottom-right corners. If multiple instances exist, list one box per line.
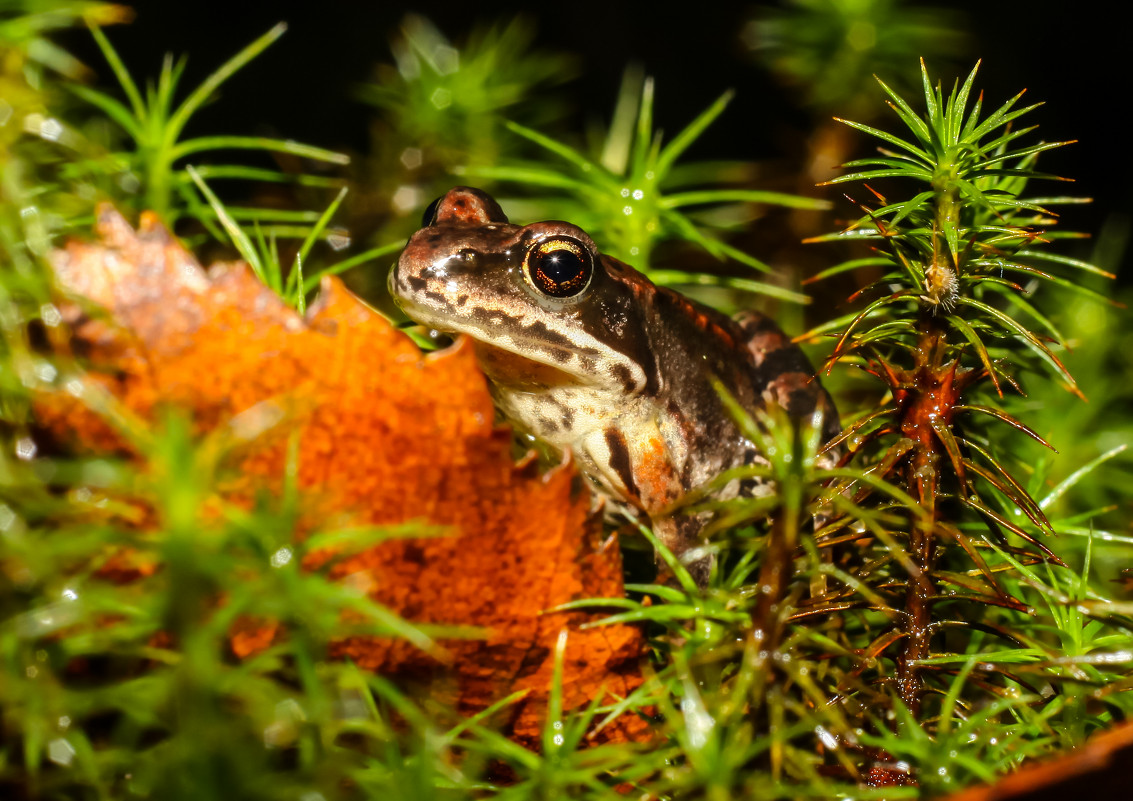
left=587, top=260, right=838, bottom=520
left=630, top=273, right=840, bottom=448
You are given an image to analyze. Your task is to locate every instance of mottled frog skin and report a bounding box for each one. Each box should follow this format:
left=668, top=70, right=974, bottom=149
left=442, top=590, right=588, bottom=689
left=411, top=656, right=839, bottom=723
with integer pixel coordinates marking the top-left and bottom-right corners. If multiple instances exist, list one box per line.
left=390, top=187, right=838, bottom=583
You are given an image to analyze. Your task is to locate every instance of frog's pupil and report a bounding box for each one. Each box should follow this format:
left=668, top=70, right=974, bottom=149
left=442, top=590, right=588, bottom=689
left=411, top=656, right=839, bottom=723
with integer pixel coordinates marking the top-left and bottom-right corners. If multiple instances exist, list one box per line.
left=421, top=196, right=443, bottom=228
left=542, top=252, right=580, bottom=282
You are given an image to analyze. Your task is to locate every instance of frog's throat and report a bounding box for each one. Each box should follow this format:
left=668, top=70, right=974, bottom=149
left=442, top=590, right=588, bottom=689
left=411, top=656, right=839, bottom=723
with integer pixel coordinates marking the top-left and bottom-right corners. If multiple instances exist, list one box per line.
left=471, top=340, right=583, bottom=390
left=465, top=330, right=643, bottom=393
left=399, top=300, right=648, bottom=393
left=460, top=325, right=644, bottom=394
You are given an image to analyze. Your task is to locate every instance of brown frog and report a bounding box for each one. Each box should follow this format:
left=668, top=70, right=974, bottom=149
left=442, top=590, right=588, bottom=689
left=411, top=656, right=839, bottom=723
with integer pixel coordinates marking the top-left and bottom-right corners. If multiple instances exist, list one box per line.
left=390, top=187, right=838, bottom=584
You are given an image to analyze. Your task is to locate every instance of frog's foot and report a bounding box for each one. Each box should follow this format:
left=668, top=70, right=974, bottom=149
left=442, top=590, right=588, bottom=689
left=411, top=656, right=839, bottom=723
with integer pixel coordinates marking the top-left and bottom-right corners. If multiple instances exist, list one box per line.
left=654, top=514, right=713, bottom=589
left=681, top=551, right=714, bottom=588
left=653, top=550, right=714, bottom=590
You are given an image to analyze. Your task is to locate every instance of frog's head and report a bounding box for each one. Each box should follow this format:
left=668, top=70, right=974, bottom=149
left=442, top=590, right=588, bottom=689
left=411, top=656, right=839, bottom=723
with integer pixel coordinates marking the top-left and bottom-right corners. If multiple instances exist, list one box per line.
left=390, top=187, right=655, bottom=394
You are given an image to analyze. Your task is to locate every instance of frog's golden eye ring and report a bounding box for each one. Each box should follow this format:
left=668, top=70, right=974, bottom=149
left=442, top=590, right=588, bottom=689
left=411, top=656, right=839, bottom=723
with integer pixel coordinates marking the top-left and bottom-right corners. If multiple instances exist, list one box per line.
left=524, top=237, right=593, bottom=299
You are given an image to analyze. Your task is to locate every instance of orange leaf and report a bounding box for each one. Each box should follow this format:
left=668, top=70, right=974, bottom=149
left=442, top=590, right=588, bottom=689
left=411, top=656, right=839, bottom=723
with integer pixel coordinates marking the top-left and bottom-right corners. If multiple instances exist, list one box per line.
left=942, top=721, right=1133, bottom=801
left=38, top=206, right=647, bottom=743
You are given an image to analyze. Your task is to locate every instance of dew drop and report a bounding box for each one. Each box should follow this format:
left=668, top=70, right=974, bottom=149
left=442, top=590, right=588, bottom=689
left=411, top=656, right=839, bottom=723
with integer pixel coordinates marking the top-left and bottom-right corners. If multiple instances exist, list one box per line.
left=47, top=738, right=75, bottom=766
left=271, top=547, right=293, bottom=568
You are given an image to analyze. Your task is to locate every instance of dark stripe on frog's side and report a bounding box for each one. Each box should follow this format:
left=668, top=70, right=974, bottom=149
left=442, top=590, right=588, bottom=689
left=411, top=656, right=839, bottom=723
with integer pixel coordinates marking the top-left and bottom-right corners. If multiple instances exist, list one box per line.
left=783, top=384, right=821, bottom=417
left=588, top=269, right=757, bottom=399
left=642, top=289, right=840, bottom=456
left=611, top=363, right=636, bottom=393
left=772, top=372, right=843, bottom=443
left=604, top=428, right=639, bottom=499
left=646, top=287, right=754, bottom=391
left=523, top=320, right=592, bottom=352
left=750, top=348, right=818, bottom=394
left=735, top=311, right=842, bottom=442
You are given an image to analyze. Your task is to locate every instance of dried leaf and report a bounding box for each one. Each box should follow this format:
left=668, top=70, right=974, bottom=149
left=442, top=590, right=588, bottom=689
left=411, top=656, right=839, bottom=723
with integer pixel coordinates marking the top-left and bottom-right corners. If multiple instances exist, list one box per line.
left=37, top=206, right=646, bottom=742
left=943, top=721, right=1133, bottom=801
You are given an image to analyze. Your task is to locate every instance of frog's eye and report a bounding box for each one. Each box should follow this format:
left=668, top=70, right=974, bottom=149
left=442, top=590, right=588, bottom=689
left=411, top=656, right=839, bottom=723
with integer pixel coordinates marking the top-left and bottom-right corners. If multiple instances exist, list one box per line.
left=524, top=237, right=593, bottom=299
left=421, top=196, right=443, bottom=228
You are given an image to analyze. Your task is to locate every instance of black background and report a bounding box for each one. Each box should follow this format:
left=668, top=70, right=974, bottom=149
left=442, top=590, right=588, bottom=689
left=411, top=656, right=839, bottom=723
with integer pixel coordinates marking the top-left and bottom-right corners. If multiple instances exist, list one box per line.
left=58, top=1, right=1132, bottom=279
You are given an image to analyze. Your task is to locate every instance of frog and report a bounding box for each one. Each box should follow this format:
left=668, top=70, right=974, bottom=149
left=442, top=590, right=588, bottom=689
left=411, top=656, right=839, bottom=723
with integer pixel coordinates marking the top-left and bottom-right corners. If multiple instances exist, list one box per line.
left=389, top=186, right=839, bottom=585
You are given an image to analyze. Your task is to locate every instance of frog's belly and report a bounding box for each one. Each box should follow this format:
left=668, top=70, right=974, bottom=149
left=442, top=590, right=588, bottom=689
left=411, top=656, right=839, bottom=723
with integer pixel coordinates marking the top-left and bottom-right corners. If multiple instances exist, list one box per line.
left=490, top=383, right=736, bottom=516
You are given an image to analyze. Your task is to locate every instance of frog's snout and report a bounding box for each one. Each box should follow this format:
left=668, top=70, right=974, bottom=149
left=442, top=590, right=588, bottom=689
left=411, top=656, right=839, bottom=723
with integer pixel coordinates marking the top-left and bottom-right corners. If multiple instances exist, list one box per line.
left=387, top=260, right=401, bottom=301
left=388, top=251, right=419, bottom=306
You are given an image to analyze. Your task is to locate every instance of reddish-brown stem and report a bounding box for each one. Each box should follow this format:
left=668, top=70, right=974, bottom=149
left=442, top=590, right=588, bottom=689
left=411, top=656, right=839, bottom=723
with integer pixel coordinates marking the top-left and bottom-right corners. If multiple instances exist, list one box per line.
left=892, top=319, right=962, bottom=714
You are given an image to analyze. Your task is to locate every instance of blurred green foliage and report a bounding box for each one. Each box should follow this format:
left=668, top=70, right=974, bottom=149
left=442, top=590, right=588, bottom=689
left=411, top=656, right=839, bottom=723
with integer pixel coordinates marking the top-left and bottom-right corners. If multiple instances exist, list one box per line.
left=357, top=15, right=574, bottom=180
left=70, top=22, right=347, bottom=233
left=466, top=70, right=826, bottom=305
left=744, top=0, right=968, bottom=118
left=3, top=2, right=1132, bottom=799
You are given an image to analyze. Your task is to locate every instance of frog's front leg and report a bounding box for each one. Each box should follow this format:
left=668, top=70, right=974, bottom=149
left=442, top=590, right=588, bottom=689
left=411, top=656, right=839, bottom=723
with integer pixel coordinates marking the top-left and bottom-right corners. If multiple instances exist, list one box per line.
left=579, top=420, right=713, bottom=585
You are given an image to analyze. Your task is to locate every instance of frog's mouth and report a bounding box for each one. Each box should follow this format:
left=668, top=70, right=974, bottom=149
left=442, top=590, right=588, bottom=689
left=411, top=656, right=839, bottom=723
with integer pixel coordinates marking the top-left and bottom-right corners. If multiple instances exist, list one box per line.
left=395, top=293, right=644, bottom=394
left=395, top=296, right=589, bottom=375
